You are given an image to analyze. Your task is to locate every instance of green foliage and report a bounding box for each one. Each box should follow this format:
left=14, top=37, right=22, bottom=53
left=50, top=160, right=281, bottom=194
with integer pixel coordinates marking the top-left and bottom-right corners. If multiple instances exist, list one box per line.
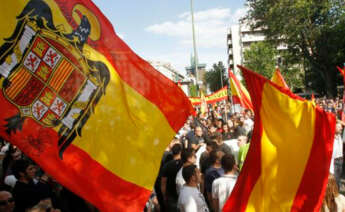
left=245, top=0, right=345, bottom=96
left=243, top=42, right=304, bottom=91
left=188, top=84, right=198, bottom=97
left=204, top=61, right=226, bottom=92
left=243, top=42, right=277, bottom=78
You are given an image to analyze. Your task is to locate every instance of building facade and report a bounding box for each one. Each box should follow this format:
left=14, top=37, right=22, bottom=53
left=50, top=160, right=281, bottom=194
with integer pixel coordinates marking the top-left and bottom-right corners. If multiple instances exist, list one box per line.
left=148, top=60, right=192, bottom=95
left=227, top=21, right=287, bottom=76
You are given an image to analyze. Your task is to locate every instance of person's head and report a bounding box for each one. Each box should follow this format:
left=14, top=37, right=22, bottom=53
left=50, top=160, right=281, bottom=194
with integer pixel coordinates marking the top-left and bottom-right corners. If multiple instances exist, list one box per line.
left=322, top=174, right=339, bottom=212
left=0, top=191, right=14, bottom=212
left=6, top=146, right=22, bottom=161
left=209, top=149, right=225, bottom=166
left=205, top=140, right=218, bottom=153
left=181, top=149, right=196, bottom=165
left=27, top=199, right=56, bottom=212
left=12, top=160, right=36, bottom=182
left=168, top=138, right=180, bottom=149
left=245, top=109, right=252, bottom=118
left=216, top=119, right=223, bottom=128
left=221, top=154, right=236, bottom=173
left=194, top=126, right=203, bottom=137
left=227, top=119, right=234, bottom=128
left=208, top=125, right=217, bottom=135
left=335, top=122, right=343, bottom=135
left=182, top=164, right=201, bottom=186
left=238, top=135, right=248, bottom=147
left=222, top=124, right=229, bottom=133
left=171, top=143, right=182, bottom=156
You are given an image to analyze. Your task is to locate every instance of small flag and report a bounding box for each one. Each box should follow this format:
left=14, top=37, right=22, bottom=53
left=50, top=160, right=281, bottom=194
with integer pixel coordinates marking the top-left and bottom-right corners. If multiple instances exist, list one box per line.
left=223, top=65, right=336, bottom=212
left=228, top=69, right=253, bottom=111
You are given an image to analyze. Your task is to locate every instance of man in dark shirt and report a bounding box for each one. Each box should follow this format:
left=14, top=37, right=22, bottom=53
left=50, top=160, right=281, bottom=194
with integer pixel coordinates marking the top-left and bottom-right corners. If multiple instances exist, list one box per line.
left=160, top=143, right=183, bottom=212
left=204, top=149, right=225, bottom=209
left=12, top=160, right=50, bottom=212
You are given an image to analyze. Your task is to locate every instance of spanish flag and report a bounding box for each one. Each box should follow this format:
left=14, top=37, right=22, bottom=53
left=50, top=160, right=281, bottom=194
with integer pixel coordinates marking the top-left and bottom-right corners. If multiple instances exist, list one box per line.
left=271, top=68, right=289, bottom=89
left=0, top=0, right=193, bottom=211
left=223, top=66, right=336, bottom=212
left=228, top=69, right=253, bottom=110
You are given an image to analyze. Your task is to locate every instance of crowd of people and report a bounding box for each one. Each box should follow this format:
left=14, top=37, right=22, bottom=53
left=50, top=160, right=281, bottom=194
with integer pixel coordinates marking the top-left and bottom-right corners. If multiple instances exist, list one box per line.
left=0, top=96, right=345, bottom=212
left=146, top=97, right=345, bottom=212
left=0, top=141, right=99, bottom=211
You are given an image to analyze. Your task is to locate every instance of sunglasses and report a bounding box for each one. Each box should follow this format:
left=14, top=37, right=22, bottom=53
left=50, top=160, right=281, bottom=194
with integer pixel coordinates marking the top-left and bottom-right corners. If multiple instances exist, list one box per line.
left=0, top=197, right=14, bottom=206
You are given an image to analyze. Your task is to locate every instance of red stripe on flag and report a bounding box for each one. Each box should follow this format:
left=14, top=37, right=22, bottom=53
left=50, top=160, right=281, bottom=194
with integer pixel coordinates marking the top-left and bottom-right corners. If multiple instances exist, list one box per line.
left=291, top=108, right=335, bottom=212
left=223, top=67, right=265, bottom=212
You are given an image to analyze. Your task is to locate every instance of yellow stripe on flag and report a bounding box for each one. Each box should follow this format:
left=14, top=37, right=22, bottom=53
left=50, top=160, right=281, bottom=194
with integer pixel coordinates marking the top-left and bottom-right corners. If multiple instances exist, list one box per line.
left=72, top=45, right=176, bottom=189
left=245, top=83, right=315, bottom=211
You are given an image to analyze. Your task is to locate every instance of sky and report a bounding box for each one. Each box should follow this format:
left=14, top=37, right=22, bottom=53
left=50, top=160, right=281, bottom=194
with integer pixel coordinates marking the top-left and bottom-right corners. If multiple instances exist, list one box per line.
left=92, top=0, right=247, bottom=75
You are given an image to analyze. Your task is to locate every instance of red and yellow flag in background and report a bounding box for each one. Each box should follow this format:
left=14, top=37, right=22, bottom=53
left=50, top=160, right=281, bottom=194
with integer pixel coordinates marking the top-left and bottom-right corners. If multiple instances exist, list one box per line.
left=188, top=86, right=228, bottom=106
left=271, top=68, right=289, bottom=89
left=228, top=69, right=253, bottom=111
left=0, top=0, right=193, bottom=211
left=223, top=66, right=336, bottom=212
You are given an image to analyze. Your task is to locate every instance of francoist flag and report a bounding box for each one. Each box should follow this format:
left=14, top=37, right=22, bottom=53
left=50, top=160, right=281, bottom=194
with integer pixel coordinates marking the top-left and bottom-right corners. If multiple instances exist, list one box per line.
left=228, top=69, right=253, bottom=111
left=0, top=0, right=193, bottom=211
left=223, top=65, right=336, bottom=212
left=271, top=68, right=289, bottom=89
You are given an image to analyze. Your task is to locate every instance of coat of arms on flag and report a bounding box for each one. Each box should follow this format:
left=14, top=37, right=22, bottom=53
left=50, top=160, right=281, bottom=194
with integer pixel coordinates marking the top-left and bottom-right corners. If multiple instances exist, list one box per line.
left=0, top=0, right=193, bottom=210
left=0, top=0, right=110, bottom=158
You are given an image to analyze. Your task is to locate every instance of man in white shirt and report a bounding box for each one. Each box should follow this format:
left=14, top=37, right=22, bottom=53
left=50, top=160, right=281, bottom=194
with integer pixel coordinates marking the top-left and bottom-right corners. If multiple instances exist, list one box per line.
left=212, top=154, right=237, bottom=212
left=332, top=122, right=343, bottom=188
left=178, top=165, right=209, bottom=212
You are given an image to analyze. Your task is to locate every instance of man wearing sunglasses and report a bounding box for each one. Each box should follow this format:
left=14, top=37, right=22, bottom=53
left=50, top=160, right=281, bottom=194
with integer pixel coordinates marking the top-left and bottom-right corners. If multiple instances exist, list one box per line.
left=0, top=190, right=14, bottom=212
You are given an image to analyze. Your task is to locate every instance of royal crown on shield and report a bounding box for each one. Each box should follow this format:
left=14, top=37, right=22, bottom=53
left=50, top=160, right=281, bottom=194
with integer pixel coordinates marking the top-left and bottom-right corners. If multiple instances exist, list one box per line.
left=0, top=0, right=110, bottom=159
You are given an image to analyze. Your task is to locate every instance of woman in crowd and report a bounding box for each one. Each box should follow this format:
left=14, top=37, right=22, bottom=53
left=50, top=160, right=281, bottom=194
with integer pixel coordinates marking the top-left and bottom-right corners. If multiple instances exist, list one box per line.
left=321, top=174, right=345, bottom=212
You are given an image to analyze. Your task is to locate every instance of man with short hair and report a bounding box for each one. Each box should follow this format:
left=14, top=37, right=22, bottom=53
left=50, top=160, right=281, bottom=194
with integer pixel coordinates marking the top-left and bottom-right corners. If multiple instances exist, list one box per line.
left=12, top=160, right=49, bottom=212
left=212, top=154, right=237, bottom=212
left=177, top=165, right=209, bottom=212
left=0, top=190, right=14, bottom=212
left=176, top=149, right=196, bottom=195
left=204, top=149, right=224, bottom=208
left=161, top=143, right=183, bottom=212
left=199, top=141, right=218, bottom=175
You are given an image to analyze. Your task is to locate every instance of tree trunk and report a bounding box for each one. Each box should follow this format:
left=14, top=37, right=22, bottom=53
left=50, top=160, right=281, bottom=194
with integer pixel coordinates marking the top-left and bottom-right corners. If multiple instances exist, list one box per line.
left=323, top=68, right=337, bottom=98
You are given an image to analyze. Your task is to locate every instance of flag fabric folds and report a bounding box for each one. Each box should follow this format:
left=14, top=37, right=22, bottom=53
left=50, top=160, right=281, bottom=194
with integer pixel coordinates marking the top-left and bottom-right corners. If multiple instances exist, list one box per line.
left=223, top=65, right=336, bottom=212
left=0, top=0, right=193, bottom=211
left=228, top=69, right=253, bottom=111
left=271, top=68, right=289, bottom=89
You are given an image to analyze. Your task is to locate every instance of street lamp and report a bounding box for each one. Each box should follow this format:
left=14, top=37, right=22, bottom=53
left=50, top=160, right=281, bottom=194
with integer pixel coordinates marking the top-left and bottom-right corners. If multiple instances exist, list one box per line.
left=190, top=0, right=199, bottom=94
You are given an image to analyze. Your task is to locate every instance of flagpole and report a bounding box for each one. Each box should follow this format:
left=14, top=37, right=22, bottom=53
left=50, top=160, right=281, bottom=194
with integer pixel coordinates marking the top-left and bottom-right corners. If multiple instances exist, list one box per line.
left=190, top=0, right=199, bottom=94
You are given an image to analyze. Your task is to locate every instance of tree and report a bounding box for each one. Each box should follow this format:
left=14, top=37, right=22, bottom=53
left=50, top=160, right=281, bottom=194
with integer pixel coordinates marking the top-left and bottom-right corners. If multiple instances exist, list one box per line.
left=204, top=61, right=226, bottom=93
left=243, top=41, right=277, bottom=78
left=245, top=0, right=345, bottom=96
left=188, top=84, right=198, bottom=97
left=243, top=41, right=304, bottom=91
